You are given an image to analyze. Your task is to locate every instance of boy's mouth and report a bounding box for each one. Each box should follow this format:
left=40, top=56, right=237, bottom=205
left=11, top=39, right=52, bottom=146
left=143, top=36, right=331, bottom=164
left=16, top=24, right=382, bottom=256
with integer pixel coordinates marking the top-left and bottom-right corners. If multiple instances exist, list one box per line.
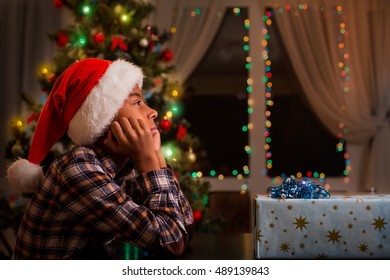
left=151, top=126, right=158, bottom=136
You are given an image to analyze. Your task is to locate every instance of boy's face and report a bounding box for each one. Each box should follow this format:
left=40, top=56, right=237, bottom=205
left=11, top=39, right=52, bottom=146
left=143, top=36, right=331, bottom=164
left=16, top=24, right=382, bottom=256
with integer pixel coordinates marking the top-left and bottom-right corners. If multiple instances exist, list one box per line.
left=113, top=85, right=158, bottom=134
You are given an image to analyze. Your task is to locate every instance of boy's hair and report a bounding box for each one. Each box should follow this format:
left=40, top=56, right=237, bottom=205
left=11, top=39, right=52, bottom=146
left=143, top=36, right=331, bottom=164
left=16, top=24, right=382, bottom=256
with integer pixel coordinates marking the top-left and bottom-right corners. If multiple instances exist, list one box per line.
left=7, top=58, right=143, bottom=193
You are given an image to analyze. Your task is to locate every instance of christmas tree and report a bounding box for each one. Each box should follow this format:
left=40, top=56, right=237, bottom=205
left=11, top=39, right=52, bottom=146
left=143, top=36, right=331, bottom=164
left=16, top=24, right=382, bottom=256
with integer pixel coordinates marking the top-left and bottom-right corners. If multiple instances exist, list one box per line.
left=4, top=0, right=215, bottom=233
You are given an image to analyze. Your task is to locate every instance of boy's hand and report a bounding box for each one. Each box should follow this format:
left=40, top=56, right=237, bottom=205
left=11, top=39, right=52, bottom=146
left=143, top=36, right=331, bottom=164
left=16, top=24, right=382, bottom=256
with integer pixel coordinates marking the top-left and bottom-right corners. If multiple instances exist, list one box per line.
left=152, top=128, right=167, bottom=168
left=104, top=117, right=160, bottom=172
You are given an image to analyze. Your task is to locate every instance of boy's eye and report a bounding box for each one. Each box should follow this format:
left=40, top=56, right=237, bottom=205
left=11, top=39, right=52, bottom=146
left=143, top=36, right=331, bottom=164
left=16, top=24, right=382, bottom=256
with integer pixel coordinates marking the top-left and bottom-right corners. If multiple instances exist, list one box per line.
left=134, top=100, right=142, bottom=106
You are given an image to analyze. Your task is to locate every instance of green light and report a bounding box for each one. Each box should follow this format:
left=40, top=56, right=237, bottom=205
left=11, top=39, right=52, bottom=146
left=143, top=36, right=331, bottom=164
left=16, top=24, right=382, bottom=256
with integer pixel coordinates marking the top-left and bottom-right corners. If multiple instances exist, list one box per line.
left=244, top=169, right=250, bottom=175
left=266, top=137, right=271, bottom=143
left=245, top=63, right=251, bottom=70
left=195, top=9, right=201, bottom=15
left=247, top=108, right=253, bottom=114
left=232, top=170, right=238, bottom=176
left=192, top=172, right=197, bottom=178
left=313, top=172, right=319, bottom=178
left=210, top=170, right=216, bottom=176
left=243, top=45, right=249, bottom=51
left=79, top=35, right=87, bottom=46
left=246, top=86, right=252, bottom=93
left=82, top=5, right=91, bottom=15
left=242, top=126, right=248, bottom=132
left=202, top=195, right=209, bottom=206
left=263, top=76, right=269, bottom=83
left=343, top=170, right=349, bottom=176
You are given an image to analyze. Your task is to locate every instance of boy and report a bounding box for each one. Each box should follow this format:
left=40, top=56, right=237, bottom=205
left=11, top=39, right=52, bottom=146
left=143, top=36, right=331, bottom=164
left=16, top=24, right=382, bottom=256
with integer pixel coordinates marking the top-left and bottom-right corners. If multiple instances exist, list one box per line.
left=7, top=58, right=194, bottom=259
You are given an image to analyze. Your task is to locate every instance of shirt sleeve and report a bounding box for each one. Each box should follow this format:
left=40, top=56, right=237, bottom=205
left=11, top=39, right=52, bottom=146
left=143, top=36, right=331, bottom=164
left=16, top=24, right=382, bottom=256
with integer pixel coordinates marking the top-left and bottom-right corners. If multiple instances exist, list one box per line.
left=60, top=153, right=192, bottom=256
left=125, top=166, right=194, bottom=233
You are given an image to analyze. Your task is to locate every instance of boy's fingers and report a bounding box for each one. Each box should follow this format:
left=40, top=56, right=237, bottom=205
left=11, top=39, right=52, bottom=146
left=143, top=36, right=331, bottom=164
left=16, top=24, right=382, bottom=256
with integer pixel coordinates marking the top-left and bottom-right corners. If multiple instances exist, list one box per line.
left=111, top=121, right=127, bottom=143
left=128, top=117, right=141, bottom=132
left=118, top=117, right=133, bottom=135
left=136, top=118, right=146, bottom=129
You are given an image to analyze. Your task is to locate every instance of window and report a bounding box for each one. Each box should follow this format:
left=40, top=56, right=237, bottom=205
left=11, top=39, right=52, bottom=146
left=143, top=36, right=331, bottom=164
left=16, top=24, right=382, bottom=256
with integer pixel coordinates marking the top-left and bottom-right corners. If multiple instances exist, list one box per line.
left=264, top=8, right=346, bottom=179
left=184, top=8, right=249, bottom=178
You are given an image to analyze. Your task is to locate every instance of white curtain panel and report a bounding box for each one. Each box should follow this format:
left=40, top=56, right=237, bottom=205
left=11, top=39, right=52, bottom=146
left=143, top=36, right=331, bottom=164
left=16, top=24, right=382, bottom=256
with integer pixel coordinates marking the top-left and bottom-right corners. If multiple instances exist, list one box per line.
left=0, top=0, right=63, bottom=188
left=152, top=0, right=226, bottom=82
left=272, top=0, right=390, bottom=192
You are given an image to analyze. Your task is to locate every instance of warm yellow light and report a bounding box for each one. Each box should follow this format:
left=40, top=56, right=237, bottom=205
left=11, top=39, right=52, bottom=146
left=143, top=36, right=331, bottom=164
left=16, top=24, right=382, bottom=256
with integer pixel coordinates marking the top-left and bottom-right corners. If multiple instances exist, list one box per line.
left=170, top=27, right=177, bottom=33
left=172, top=90, right=179, bottom=97
left=16, top=120, right=23, bottom=127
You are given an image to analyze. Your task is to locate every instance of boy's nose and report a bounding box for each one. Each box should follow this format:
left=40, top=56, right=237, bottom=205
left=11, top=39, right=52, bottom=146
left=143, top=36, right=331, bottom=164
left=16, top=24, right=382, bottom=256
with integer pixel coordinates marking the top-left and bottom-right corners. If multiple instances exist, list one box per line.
left=148, top=107, right=158, bottom=120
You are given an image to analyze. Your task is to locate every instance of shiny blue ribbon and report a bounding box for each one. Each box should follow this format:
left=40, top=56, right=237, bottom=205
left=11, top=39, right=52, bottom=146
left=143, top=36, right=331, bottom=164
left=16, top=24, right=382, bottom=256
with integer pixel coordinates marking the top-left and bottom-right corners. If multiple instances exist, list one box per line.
left=268, top=177, right=330, bottom=199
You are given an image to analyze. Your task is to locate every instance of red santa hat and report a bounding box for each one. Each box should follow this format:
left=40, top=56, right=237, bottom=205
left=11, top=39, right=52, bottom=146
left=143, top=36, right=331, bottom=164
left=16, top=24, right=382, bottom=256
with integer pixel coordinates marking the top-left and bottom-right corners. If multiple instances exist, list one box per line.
left=7, top=58, right=143, bottom=193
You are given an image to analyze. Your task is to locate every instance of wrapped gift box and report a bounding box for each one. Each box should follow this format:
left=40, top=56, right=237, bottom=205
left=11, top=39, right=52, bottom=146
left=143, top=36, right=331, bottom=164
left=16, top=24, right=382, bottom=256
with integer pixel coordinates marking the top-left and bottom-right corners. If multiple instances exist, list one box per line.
left=254, top=194, right=390, bottom=259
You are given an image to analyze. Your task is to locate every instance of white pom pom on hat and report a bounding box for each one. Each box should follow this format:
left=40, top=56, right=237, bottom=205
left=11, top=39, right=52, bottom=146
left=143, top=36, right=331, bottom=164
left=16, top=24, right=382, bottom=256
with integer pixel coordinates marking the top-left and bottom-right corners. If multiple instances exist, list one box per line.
left=7, top=58, right=144, bottom=193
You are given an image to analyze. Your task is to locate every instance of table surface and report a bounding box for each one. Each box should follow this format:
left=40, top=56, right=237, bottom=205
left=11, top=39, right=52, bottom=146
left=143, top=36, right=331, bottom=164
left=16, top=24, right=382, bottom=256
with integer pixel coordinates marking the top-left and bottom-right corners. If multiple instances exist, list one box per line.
left=112, top=233, right=255, bottom=260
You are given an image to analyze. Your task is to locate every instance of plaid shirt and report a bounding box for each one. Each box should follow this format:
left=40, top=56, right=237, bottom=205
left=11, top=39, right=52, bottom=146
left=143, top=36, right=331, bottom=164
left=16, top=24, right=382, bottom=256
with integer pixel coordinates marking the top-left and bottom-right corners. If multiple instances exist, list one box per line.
left=13, top=146, right=193, bottom=259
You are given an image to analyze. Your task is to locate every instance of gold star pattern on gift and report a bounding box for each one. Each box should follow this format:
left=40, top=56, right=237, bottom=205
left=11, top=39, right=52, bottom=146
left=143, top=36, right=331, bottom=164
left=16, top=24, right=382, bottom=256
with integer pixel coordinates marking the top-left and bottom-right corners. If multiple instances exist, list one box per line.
left=358, top=243, right=369, bottom=253
left=293, top=215, right=309, bottom=231
left=315, top=253, right=328, bottom=259
left=372, top=216, right=387, bottom=232
left=326, top=228, right=342, bottom=244
left=280, top=243, right=290, bottom=252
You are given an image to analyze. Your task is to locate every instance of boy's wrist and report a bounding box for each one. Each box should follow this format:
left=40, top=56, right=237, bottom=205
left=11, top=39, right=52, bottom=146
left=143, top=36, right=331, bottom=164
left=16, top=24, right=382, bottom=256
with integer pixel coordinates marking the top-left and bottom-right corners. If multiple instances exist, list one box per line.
left=156, top=150, right=167, bottom=169
left=134, top=153, right=160, bottom=173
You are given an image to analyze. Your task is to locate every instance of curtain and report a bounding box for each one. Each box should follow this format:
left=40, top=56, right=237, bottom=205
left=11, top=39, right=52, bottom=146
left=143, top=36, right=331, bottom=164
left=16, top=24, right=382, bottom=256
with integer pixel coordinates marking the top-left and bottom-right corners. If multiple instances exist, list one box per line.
left=272, top=0, right=390, bottom=192
left=151, top=0, right=226, bottom=82
left=0, top=0, right=63, bottom=189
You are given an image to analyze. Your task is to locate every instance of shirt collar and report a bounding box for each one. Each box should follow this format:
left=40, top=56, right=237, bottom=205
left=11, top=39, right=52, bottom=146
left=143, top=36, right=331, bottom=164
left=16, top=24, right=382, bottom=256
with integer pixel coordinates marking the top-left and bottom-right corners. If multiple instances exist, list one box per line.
left=93, top=146, right=135, bottom=180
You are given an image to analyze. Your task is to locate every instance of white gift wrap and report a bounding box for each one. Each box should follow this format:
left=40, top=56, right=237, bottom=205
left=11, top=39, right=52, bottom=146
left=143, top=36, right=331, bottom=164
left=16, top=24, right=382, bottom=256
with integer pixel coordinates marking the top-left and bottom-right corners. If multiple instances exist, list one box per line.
left=254, top=194, right=390, bottom=259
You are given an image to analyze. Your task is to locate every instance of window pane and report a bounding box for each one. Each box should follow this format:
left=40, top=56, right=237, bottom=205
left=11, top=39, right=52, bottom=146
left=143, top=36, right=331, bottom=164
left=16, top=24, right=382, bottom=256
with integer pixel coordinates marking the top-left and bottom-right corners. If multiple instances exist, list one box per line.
left=264, top=8, right=346, bottom=178
left=184, top=8, right=249, bottom=177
